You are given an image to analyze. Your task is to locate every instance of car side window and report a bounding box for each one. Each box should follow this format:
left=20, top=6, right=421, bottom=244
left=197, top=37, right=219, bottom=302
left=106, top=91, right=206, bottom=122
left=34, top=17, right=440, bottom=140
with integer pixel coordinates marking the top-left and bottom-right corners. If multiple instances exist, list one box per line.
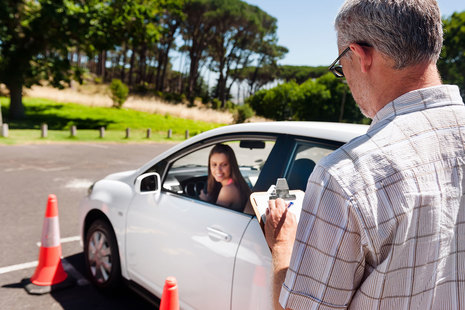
left=163, top=145, right=212, bottom=195
left=162, top=139, right=275, bottom=210
left=285, top=142, right=336, bottom=191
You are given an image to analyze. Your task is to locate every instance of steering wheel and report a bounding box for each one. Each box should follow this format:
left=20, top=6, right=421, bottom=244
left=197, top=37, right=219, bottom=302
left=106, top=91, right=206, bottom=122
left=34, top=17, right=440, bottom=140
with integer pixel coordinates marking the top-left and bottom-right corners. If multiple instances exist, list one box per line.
left=181, top=176, right=207, bottom=198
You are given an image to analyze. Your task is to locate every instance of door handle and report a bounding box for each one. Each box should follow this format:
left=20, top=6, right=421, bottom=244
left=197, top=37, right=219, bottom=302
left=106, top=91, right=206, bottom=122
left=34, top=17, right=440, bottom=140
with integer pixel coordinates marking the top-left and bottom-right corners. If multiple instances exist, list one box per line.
left=207, top=227, right=232, bottom=242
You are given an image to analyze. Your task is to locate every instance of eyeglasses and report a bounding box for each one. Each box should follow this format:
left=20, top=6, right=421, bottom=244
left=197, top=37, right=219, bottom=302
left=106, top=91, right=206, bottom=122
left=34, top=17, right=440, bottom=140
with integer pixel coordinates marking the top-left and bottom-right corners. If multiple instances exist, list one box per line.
left=328, top=43, right=371, bottom=78
left=328, top=47, right=351, bottom=78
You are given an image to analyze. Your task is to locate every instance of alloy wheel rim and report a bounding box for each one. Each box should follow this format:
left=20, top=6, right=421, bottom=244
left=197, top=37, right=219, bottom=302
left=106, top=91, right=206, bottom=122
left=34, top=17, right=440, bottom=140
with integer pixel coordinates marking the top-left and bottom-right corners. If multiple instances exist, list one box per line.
left=87, top=230, right=112, bottom=283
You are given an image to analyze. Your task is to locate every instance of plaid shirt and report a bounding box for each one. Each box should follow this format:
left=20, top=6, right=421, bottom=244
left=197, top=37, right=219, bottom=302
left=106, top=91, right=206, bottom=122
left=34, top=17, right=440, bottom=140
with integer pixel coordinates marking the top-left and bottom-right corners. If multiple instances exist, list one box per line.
left=280, top=85, right=465, bottom=309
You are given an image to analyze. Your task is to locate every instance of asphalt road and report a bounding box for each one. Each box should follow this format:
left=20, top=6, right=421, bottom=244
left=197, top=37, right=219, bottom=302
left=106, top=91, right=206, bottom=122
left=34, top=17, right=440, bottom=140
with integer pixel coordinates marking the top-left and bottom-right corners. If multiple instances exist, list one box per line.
left=0, top=143, right=174, bottom=310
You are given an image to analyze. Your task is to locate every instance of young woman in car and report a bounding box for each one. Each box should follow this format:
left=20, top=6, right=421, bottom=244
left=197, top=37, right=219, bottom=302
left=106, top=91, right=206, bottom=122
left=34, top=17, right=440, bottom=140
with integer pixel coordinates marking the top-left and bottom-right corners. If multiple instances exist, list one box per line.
left=199, top=143, right=251, bottom=212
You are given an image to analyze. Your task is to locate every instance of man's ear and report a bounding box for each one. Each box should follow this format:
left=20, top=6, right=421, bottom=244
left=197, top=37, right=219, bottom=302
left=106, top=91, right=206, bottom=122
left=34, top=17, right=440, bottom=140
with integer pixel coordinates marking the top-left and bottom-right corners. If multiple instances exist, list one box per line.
left=350, top=43, right=372, bottom=73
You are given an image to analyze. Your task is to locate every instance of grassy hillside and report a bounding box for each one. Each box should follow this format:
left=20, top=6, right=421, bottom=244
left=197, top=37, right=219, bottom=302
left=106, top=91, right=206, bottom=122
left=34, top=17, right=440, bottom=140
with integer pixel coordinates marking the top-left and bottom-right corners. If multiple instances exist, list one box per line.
left=0, top=97, right=225, bottom=144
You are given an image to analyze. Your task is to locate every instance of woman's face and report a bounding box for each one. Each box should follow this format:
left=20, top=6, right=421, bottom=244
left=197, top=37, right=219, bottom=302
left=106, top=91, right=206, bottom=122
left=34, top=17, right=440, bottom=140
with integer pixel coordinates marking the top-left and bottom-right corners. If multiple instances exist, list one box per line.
left=210, top=152, right=231, bottom=185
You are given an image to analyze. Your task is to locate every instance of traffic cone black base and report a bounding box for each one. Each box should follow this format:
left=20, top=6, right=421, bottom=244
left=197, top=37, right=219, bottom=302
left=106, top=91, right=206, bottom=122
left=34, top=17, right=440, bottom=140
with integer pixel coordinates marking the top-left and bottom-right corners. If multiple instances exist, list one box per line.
left=22, top=276, right=75, bottom=295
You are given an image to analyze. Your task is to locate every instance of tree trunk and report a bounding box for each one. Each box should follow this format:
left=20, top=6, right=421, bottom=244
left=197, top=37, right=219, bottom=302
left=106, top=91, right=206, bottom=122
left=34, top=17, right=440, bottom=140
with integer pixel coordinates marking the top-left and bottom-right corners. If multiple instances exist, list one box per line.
left=7, top=82, right=25, bottom=120
left=187, top=57, right=198, bottom=99
left=160, top=40, right=174, bottom=92
left=103, top=51, right=108, bottom=82
left=128, top=49, right=135, bottom=86
left=155, top=51, right=163, bottom=91
left=0, top=100, right=3, bottom=125
left=339, top=87, right=347, bottom=122
left=137, top=45, right=147, bottom=85
left=120, top=44, right=128, bottom=83
left=77, top=49, right=81, bottom=67
left=97, top=52, right=103, bottom=76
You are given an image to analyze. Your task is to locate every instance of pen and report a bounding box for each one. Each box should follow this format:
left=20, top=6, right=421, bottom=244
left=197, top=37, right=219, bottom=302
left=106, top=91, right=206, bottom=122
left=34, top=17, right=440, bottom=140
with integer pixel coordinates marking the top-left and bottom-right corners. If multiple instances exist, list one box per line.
left=287, top=202, right=294, bottom=209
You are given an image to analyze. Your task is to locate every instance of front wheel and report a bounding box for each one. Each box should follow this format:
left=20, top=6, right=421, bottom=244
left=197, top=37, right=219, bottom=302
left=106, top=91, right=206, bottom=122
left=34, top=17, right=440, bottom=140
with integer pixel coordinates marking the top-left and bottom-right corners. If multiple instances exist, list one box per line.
left=84, top=219, right=122, bottom=292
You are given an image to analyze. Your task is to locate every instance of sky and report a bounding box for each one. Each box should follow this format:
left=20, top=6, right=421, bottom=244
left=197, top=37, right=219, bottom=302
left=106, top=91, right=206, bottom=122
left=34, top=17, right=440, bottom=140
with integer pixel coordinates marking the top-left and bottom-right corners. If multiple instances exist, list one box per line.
left=244, top=0, right=465, bottom=67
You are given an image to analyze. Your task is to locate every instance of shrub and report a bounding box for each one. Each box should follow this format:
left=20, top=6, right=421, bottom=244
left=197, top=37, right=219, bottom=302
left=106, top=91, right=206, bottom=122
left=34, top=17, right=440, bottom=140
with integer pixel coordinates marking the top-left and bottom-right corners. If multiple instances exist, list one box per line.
left=211, top=98, right=221, bottom=110
left=233, top=104, right=254, bottom=124
left=224, top=100, right=235, bottom=112
left=110, top=79, right=129, bottom=109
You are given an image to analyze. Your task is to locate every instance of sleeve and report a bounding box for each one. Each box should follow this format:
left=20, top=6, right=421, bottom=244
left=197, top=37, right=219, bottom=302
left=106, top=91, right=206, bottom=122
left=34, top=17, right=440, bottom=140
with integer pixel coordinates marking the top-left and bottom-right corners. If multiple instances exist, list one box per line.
left=279, top=165, right=366, bottom=310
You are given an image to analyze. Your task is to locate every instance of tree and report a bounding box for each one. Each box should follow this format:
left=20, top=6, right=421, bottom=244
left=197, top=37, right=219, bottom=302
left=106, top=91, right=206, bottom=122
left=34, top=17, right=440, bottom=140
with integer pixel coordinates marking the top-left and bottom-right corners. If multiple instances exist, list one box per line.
left=110, top=79, right=129, bottom=108
left=278, top=65, right=328, bottom=84
left=155, top=0, right=185, bottom=92
left=247, top=73, right=368, bottom=123
left=438, top=11, right=465, bottom=98
left=247, top=81, right=300, bottom=120
left=0, top=0, right=87, bottom=120
left=181, top=0, right=216, bottom=99
left=206, top=0, right=247, bottom=106
left=207, top=1, right=286, bottom=106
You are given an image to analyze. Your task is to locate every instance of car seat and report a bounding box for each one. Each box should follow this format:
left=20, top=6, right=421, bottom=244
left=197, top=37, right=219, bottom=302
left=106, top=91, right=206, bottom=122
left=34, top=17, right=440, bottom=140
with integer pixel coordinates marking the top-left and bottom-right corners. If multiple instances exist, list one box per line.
left=287, top=158, right=316, bottom=191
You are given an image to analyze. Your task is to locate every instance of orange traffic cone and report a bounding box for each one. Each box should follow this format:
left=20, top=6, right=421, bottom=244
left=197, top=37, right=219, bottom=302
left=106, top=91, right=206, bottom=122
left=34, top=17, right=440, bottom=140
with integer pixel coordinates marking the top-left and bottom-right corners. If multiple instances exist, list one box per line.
left=24, top=194, right=74, bottom=295
left=159, top=277, right=180, bottom=310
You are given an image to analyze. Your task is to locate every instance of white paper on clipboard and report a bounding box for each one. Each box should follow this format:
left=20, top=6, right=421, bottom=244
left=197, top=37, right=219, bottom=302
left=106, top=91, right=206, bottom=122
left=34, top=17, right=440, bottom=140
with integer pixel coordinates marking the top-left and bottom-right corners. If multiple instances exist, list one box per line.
left=250, top=188, right=305, bottom=224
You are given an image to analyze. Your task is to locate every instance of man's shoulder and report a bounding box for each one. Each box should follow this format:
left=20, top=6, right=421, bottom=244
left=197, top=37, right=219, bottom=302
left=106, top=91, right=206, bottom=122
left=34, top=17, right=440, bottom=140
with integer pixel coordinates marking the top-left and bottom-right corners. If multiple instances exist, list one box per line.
left=318, top=132, right=372, bottom=172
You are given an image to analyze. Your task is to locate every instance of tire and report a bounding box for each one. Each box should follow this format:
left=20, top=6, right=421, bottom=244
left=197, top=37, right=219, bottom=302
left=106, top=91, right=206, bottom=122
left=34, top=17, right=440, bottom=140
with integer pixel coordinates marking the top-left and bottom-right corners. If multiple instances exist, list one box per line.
left=84, top=219, right=122, bottom=292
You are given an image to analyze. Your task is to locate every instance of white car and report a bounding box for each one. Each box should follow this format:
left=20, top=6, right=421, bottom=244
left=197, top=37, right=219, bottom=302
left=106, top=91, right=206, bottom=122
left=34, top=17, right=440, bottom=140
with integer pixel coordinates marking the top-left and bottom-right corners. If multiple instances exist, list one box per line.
left=79, top=121, right=368, bottom=309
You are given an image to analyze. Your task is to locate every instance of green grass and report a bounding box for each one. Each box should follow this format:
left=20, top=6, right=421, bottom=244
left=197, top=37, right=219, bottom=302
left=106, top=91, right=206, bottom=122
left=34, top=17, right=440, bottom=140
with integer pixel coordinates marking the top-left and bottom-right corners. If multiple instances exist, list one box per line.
left=0, top=97, right=225, bottom=144
left=0, top=129, right=189, bottom=145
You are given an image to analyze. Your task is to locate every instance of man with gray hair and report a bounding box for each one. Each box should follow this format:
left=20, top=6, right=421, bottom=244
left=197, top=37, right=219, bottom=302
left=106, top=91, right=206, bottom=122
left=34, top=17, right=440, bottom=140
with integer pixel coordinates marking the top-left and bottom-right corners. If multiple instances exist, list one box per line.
left=265, top=0, right=465, bottom=309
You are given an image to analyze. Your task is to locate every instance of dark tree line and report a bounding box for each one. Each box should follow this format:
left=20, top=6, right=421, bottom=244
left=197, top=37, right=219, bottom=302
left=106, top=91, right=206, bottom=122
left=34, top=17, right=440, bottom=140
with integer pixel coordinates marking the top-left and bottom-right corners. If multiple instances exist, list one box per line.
left=1, top=1, right=463, bottom=124
left=247, top=11, right=465, bottom=124
left=0, top=0, right=288, bottom=120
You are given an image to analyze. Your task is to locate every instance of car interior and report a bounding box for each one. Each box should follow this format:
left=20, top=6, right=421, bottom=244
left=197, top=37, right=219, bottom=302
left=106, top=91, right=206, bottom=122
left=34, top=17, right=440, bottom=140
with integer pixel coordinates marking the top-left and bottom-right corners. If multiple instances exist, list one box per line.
left=152, top=134, right=337, bottom=216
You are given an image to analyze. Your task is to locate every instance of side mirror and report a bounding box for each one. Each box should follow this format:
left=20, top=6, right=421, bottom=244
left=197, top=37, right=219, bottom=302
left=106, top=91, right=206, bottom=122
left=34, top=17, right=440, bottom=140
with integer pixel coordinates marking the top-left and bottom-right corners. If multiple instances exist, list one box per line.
left=135, top=172, right=161, bottom=194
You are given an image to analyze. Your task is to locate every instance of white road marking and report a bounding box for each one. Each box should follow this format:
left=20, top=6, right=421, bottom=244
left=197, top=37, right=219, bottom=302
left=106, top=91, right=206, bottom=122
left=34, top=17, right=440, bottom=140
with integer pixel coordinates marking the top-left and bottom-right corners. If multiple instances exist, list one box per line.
left=4, top=165, right=70, bottom=172
left=64, top=179, right=93, bottom=190
left=84, top=143, right=109, bottom=149
left=36, top=235, right=81, bottom=247
left=0, top=261, right=38, bottom=275
left=0, top=259, right=89, bottom=286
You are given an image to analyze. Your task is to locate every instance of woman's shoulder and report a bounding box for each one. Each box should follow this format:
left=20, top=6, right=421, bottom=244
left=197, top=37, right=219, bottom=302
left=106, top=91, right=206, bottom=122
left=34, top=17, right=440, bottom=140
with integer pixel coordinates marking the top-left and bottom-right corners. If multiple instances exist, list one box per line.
left=217, top=182, right=244, bottom=211
left=220, top=182, right=240, bottom=195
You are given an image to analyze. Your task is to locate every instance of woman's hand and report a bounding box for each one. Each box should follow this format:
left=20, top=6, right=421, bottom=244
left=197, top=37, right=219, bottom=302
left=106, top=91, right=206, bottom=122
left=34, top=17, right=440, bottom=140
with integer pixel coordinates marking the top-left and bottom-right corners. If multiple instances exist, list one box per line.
left=199, top=189, right=208, bottom=201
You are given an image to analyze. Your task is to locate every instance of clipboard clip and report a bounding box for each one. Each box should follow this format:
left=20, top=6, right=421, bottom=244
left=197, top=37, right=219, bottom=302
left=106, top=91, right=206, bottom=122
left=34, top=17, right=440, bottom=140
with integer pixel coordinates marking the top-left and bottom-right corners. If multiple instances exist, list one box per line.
left=268, top=178, right=296, bottom=200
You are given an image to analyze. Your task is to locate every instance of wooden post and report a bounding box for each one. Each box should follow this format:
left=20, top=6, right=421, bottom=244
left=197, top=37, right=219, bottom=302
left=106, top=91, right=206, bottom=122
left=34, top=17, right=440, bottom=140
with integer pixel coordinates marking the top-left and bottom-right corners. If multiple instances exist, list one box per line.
left=1, top=123, right=8, bottom=138
left=185, top=129, right=189, bottom=139
left=125, top=128, right=130, bottom=139
left=146, top=128, right=151, bottom=139
left=167, top=129, right=172, bottom=139
left=70, top=125, right=77, bottom=137
left=41, top=123, right=48, bottom=138
left=99, top=127, right=105, bottom=138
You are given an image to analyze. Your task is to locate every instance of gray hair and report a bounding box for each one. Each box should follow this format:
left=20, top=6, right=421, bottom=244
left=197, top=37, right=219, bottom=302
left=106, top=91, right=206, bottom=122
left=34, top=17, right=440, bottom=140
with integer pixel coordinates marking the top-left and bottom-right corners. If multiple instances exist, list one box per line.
left=335, top=0, right=443, bottom=69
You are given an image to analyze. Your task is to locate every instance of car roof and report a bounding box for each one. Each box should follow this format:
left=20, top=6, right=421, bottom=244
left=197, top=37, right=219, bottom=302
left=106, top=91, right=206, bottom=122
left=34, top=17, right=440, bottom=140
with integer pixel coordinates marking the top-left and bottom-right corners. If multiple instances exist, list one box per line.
left=136, top=121, right=369, bottom=174
left=193, top=121, right=369, bottom=143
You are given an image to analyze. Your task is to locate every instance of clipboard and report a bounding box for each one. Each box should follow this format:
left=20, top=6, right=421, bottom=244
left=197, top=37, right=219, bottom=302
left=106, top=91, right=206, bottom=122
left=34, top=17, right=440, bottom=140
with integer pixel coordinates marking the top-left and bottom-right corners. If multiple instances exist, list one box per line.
left=250, top=189, right=305, bottom=225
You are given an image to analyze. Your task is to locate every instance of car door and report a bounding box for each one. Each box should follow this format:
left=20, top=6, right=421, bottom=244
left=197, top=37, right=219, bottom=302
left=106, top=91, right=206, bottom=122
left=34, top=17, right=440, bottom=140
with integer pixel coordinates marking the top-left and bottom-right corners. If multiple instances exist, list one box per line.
left=231, top=136, right=343, bottom=309
left=126, top=191, right=251, bottom=310
left=125, top=139, right=274, bottom=310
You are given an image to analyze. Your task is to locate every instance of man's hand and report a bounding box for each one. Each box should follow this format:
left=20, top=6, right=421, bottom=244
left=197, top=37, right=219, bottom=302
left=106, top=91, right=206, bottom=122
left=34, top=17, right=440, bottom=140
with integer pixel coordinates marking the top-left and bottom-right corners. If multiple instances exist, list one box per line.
left=265, top=198, right=297, bottom=251
left=265, top=198, right=298, bottom=310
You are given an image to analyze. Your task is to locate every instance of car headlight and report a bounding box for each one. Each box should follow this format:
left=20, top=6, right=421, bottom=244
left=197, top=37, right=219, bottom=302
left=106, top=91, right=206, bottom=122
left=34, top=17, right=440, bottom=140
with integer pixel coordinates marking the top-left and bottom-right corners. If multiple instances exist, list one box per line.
left=87, top=182, right=95, bottom=196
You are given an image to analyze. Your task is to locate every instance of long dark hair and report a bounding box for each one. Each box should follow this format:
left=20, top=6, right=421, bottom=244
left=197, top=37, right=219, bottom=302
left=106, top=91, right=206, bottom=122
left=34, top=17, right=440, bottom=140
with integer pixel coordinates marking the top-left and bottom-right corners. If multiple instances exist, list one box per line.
left=206, top=144, right=251, bottom=210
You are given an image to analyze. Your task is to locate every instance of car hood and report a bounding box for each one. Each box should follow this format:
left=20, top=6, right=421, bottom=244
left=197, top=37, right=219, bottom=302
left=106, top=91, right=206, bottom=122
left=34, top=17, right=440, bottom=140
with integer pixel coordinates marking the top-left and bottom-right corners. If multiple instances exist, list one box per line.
left=103, top=170, right=137, bottom=183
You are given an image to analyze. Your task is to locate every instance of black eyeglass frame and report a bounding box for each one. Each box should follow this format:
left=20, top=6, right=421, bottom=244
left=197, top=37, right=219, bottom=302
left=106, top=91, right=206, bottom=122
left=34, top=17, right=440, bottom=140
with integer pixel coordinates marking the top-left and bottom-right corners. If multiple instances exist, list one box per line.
left=328, top=43, right=371, bottom=78
left=328, top=47, right=350, bottom=78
